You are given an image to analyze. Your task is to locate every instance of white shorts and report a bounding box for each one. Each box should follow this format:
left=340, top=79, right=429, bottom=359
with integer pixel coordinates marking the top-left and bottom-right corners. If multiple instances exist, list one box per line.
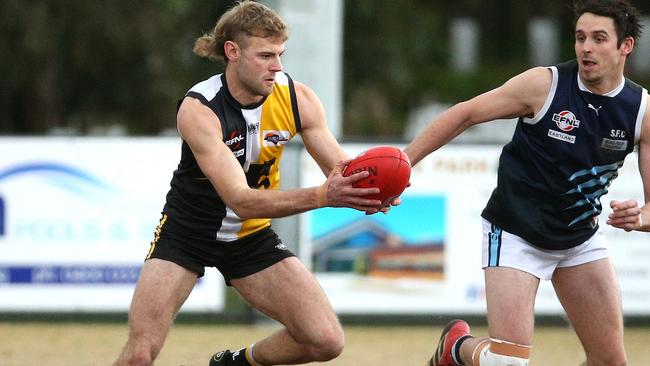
left=481, top=219, right=609, bottom=280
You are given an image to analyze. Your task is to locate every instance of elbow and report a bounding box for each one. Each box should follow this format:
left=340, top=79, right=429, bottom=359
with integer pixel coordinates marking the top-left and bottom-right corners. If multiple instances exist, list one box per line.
left=457, top=101, right=480, bottom=129
left=234, top=208, right=255, bottom=220
left=230, top=199, right=269, bottom=220
left=228, top=202, right=256, bottom=219
left=223, top=188, right=257, bottom=219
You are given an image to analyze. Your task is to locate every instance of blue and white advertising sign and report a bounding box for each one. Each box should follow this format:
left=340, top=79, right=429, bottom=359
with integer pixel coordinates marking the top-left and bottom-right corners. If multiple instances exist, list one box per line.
left=0, top=138, right=224, bottom=312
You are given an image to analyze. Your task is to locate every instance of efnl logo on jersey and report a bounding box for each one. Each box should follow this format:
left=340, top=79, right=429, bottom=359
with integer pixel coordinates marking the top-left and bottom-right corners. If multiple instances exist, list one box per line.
left=549, top=110, right=580, bottom=144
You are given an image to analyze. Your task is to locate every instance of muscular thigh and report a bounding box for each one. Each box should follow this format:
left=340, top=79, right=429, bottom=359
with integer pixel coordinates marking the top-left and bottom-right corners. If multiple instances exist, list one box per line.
left=232, top=257, right=338, bottom=337
left=129, top=259, right=198, bottom=334
left=552, top=258, right=624, bottom=357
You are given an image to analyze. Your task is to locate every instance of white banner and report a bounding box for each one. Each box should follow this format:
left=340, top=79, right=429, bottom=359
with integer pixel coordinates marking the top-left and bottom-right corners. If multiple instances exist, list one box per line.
left=301, top=144, right=650, bottom=315
left=0, top=138, right=224, bottom=312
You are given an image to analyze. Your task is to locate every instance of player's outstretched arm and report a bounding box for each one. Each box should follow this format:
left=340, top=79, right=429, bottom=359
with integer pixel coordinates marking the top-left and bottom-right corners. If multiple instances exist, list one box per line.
left=177, top=97, right=382, bottom=219
left=608, top=99, right=650, bottom=232
left=404, top=67, right=552, bottom=166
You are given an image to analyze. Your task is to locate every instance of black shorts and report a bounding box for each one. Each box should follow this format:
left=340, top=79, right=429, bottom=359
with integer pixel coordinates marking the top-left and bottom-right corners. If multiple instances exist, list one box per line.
left=145, top=215, right=295, bottom=285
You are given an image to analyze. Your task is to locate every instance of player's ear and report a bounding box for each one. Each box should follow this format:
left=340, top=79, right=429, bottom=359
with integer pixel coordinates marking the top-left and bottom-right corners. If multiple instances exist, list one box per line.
left=620, top=36, right=634, bottom=56
left=224, top=41, right=241, bottom=62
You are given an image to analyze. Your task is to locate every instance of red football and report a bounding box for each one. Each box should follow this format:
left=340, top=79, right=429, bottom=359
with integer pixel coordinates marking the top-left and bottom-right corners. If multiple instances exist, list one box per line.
left=343, top=146, right=411, bottom=206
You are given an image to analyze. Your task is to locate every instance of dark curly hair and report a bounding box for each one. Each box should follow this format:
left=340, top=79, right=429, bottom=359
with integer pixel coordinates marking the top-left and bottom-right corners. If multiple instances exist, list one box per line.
left=574, top=0, right=643, bottom=47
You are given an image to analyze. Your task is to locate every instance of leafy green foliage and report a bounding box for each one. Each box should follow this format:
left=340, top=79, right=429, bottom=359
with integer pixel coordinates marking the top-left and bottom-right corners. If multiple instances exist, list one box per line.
left=1, top=0, right=648, bottom=137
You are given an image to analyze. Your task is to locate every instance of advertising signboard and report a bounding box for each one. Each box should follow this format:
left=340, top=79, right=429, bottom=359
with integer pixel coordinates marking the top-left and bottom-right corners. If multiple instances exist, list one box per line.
left=301, top=144, right=650, bottom=315
left=0, top=138, right=224, bottom=312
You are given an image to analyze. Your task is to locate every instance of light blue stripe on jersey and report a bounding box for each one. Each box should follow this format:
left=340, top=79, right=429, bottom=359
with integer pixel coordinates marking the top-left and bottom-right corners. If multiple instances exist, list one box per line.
left=489, top=224, right=502, bottom=267
left=568, top=161, right=623, bottom=181
left=565, top=161, right=623, bottom=226
left=564, top=171, right=618, bottom=195
left=564, top=187, right=609, bottom=210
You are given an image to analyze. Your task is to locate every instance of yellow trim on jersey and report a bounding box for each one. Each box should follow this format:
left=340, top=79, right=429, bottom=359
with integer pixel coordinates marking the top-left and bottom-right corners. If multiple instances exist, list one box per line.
left=238, top=219, right=271, bottom=238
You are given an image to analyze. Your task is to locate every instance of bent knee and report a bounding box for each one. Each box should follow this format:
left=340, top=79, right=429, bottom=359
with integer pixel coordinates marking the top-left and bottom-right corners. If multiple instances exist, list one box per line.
left=304, top=326, right=345, bottom=361
left=120, top=338, right=164, bottom=366
left=310, top=337, right=344, bottom=361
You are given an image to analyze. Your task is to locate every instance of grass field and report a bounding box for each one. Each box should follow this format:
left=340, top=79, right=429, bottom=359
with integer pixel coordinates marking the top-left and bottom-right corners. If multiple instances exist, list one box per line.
left=1, top=321, right=649, bottom=365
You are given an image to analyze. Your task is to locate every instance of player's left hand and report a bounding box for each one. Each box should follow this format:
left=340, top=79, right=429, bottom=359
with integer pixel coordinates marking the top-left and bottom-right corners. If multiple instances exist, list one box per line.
left=607, top=200, right=642, bottom=232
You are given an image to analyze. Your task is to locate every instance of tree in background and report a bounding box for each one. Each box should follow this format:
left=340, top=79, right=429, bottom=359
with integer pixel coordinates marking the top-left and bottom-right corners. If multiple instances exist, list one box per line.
left=0, top=0, right=232, bottom=135
left=1, top=0, right=648, bottom=138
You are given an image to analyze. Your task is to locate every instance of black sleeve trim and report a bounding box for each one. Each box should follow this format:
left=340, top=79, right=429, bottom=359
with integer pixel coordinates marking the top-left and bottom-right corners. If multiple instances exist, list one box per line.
left=285, top=73, right=302, bottom=133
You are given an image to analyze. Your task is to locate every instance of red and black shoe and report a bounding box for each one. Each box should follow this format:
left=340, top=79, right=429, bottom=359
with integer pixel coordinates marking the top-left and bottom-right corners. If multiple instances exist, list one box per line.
left=428, top=319, right=471, bottom=366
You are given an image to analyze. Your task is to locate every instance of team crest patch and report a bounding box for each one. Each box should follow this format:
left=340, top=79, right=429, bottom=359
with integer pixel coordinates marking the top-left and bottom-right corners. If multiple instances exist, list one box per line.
left=263, top=130, right=291, bottom=147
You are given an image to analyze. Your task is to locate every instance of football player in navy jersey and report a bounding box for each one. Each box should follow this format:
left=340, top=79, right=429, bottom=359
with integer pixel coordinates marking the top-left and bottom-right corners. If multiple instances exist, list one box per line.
left=405, top=1, right=648, bottom=365
left=112, top=2, right=385, bottom=366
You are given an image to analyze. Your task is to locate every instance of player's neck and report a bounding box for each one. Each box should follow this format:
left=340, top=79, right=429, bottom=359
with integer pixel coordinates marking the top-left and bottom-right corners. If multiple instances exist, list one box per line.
left=224, top=68, right=265, bottom=107
left=578, top=73, right=625, bottom=96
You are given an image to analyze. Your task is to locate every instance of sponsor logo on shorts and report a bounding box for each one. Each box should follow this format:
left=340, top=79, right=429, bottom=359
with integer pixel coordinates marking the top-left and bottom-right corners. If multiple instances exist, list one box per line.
left=547, top=129, right=576, bottom=144
left=275, top=243, right=288, bottom=250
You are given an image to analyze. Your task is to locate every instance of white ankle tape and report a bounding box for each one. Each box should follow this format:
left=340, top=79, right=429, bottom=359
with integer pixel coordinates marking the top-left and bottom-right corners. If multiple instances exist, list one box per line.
left=477, top=339, right=531, bottom=366
left=479, top=349, right=529, bottom=366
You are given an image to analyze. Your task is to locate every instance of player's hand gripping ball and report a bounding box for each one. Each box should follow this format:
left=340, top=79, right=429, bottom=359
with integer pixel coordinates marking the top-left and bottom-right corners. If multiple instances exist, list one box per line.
left=343, top=146, right=411, bottom=206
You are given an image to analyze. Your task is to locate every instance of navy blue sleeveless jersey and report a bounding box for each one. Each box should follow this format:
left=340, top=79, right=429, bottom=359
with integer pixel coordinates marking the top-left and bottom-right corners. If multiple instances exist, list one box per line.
left=482, top=60, right=647, bottom=249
